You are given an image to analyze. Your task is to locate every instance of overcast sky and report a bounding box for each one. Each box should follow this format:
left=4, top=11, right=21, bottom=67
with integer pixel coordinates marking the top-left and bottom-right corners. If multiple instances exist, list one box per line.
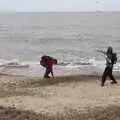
left=0, top=0, right=120, bottom=12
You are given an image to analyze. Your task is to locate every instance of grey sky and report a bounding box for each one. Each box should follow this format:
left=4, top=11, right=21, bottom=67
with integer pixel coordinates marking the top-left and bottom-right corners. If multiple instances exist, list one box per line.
left=0, top=0, right=120, bottom=12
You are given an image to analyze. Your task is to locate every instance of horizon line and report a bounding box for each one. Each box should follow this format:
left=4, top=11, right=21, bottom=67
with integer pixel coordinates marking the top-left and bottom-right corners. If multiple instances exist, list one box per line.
left=0, top=10, right=120, bottom=13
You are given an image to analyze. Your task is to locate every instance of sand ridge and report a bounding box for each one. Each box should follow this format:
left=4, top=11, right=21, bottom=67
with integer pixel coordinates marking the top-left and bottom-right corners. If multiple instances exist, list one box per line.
left=0, top=75, right=120, bottom=115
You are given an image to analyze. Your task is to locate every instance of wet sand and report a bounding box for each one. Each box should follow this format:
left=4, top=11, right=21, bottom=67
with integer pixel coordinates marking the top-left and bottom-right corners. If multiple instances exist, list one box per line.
left=0, top=74, right=120, bottom=119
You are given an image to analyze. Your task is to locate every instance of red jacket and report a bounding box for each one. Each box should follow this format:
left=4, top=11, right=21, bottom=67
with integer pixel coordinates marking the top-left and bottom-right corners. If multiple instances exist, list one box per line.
left=46, top=59, right=54, bottom=68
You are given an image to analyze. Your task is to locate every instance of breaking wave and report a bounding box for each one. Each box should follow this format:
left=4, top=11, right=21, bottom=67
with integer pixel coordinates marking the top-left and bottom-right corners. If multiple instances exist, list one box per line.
left=0, top=58, right=120, bottom=77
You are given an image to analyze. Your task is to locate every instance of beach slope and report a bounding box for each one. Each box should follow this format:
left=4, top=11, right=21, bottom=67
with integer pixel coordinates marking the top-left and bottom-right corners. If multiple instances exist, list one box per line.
left=0, top=75, right=120, bottom=119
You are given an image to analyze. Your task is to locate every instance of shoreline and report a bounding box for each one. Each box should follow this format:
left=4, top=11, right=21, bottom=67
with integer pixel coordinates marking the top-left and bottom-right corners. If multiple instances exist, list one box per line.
left=0, top=61, right=120, bottom=77
left=0, top=71, right=120, bottom=79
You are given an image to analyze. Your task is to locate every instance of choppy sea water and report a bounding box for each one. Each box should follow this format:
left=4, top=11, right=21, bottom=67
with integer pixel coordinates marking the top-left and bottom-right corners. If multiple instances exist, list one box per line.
left=0, top=12, right=120, bottom=77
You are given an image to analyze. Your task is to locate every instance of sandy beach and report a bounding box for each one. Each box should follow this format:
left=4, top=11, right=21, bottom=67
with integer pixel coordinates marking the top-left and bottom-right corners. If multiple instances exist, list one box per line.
left=0, top=74, right=120, bottom=119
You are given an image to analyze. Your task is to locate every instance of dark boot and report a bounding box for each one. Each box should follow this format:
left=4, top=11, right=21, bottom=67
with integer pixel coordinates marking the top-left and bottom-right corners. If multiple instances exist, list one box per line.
left=111, top=81, right=117, bottom=84
left=101, top=82, right=104, bottom=87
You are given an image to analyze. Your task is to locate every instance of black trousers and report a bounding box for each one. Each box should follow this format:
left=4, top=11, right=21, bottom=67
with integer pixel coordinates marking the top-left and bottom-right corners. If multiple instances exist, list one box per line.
left=44, top=67, right=53, bottom=78
left=102, top=67, right=117, bottom=85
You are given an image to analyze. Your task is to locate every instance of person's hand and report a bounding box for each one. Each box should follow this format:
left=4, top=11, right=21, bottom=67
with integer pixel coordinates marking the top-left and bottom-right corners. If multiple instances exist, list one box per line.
left=96, top=49, right=102, bottom=53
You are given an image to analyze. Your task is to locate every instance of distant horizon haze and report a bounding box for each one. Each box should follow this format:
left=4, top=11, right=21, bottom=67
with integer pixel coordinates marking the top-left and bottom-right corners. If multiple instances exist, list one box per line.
left=0, top=0, right=120, bottom=12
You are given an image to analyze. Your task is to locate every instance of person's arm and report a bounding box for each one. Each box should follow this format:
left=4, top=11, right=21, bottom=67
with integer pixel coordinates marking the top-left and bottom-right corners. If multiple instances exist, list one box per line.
left=96, top=49, right=106, bottom=55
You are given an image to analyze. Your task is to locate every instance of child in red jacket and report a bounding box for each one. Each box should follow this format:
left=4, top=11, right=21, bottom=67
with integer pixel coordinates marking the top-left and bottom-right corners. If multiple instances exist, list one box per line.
left=44, top=57, right=54, bottom=78
left=40, top=56, right=57, bottom=78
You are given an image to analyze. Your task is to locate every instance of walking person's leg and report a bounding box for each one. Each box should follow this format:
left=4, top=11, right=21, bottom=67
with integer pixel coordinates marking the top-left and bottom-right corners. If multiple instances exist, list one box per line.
left=108, top=68, right=117, bottom=84
left=50, top=68, right=54, bottom=77
left=101, top=67, right=108, bottom=86
left=44, top=67, right=51, bottom=78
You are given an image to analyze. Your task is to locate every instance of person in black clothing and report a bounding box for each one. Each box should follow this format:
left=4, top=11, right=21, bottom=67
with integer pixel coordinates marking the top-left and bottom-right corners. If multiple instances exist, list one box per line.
left=97, top=47, right=117, bottom=86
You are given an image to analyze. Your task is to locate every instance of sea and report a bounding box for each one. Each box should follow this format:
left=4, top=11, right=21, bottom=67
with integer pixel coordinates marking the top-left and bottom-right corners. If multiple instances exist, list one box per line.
left=0, top=12, right=120, bottom=77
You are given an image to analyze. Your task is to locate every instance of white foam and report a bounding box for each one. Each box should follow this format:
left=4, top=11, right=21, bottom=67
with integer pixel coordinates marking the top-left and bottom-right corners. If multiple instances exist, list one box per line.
left=0, top=58, right=120, bottom=77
